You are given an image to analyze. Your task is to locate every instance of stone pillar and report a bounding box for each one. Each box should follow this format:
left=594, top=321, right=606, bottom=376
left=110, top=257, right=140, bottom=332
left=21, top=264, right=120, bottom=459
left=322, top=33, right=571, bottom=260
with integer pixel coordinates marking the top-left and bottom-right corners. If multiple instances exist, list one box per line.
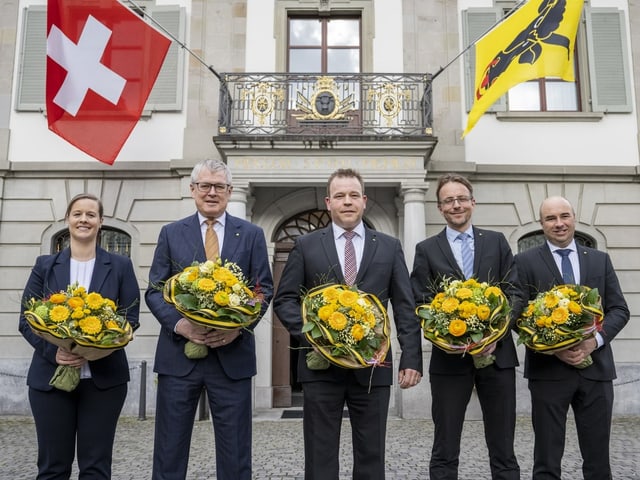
left=228, top=184, right=250, bottom=220
left=396, top=182, right=432, bottom=419
left=400, top=183, right=428, bottom=268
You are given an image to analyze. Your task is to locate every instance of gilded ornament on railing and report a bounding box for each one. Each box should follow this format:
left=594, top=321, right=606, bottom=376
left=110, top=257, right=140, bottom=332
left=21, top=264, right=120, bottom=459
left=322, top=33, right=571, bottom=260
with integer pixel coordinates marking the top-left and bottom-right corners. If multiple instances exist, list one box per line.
left=367, top=83, right=411, bottom=126
left=241, top=82, right=285, bottom=125
left=295, top=76, right=355, bottom=120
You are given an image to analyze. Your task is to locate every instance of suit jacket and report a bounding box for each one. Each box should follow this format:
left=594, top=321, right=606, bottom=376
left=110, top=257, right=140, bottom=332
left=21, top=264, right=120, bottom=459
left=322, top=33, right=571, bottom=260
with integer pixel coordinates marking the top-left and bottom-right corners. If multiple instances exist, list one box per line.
left=19, top=247, right=140, bottom=390
left=273, top=224, right=423, bottom=387
left=410, top=227, right=519, bottom=374
left=513, top=243, right=629, bottom=381
left=145, top=212, right=274, bottom=380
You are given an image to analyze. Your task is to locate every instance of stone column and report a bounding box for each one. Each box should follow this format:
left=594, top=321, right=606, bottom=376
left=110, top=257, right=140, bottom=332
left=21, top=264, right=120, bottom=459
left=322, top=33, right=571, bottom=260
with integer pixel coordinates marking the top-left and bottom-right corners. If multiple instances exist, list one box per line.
left=400, top=182, right=428, bottom=269
left=228, top=184, right=250, bottom=220
left=396, top=182, right=431, bottom=419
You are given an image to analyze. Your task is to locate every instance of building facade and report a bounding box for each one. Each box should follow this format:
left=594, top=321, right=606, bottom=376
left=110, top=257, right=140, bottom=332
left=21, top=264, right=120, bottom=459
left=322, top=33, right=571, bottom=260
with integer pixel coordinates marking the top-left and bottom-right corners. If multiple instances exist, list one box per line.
left=1, top=0, right=638, bottom=418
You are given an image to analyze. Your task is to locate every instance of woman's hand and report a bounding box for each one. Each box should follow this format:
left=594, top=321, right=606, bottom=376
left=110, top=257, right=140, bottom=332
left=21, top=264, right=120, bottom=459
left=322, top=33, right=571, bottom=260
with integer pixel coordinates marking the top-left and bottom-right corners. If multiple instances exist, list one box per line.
left=56, top=348, right=87, bottom=368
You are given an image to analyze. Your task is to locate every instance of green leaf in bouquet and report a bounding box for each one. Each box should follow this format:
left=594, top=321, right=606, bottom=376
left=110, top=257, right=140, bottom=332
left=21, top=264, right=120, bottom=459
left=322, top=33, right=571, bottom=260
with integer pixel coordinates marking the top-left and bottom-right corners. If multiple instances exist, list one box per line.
left=175, top=293, right=199, bottom=310
left=310, top=326, right=323, bottom=339
left=470, top=331, right=483, bottom=343
left=585, top=287, right=600, bottom=305
left=301, top=322, right=315, bottom=333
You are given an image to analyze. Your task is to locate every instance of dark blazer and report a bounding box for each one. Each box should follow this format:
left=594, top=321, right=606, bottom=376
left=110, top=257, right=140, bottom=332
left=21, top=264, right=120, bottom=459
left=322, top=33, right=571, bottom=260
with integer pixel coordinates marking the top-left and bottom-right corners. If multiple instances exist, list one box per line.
left=410, top=227, right=519, bottom=374
left=513, top=242, right=629, bottom=381
left=273, top=224, right=423, bottom=387
left=19, top=247, right=140, bottom=390
left=145, top=213, right=274, bottom=380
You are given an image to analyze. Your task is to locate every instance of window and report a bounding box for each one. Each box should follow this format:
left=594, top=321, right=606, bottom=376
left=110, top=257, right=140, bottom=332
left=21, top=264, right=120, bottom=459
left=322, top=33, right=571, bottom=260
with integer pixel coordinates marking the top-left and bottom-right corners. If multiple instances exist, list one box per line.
left=53, top=227, right=132, bottom=257
left=288, top=17, right=361, bottom=73
left=15, top=4, right=186, bottom=112
left=463, top=5, right=632, bottom=115
left=507, top=69, right=581, bottom=112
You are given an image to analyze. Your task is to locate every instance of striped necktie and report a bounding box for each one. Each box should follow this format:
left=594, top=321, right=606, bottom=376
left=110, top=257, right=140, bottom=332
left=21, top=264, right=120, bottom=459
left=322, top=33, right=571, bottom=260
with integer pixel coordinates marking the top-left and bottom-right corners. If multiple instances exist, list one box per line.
left=343, top=231, right=357, bottom=286
left=457, top=232, right=474, bottom=279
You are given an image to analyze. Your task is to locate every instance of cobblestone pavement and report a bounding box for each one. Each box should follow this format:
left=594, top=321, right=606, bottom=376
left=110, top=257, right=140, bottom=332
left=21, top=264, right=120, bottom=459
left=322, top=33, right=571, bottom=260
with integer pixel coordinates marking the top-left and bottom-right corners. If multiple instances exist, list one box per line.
left=1, top=412, right=638, bottom=479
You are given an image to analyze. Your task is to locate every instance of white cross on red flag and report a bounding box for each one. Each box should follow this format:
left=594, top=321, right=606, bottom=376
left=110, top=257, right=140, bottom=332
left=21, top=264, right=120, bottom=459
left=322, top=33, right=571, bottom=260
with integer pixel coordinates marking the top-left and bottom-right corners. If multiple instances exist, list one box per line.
left=46, top=0, right=171, bottom=165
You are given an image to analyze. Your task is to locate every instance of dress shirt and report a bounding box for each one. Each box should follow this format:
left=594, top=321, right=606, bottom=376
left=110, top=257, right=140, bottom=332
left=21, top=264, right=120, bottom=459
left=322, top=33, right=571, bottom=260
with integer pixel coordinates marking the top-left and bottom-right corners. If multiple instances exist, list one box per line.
left=446, top=226, right=474, bottom=274
left=547, top=240, right=603, bottom=348
left=333, top=223, right=365, bottom=274
left=199, top=212, right=226, bottom=254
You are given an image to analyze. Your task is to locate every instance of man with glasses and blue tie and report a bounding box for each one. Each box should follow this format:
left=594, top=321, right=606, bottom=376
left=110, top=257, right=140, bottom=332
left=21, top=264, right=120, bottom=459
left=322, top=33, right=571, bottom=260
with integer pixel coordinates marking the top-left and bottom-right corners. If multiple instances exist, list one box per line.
left=513, top=196, right=629, bottom=479
left=410, top=173, right=520, bottom=479
left=146, top=159, right=273, bottom=480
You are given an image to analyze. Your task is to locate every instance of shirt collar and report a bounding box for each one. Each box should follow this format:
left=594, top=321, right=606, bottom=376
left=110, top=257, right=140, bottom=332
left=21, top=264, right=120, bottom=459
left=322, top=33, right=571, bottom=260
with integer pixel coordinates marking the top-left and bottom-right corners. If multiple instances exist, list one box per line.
left=198, top=211, right=226, bottom=228
left=547, top=239, right=577, bottom=254
left=333, top=222, right=365, bottom=240
left=446, top=225, right=473, bottom=242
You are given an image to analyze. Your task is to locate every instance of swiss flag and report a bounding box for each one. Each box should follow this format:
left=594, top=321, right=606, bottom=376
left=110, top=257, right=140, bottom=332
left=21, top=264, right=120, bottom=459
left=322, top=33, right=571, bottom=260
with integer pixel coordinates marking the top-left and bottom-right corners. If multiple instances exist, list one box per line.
left=46, top=0, right=171, bottom=165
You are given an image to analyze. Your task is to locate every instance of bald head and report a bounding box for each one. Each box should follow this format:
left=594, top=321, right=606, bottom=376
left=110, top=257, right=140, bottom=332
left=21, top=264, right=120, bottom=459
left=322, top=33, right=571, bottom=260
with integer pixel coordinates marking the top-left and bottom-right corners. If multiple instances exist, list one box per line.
left=539, top=196, right=576, bottom=248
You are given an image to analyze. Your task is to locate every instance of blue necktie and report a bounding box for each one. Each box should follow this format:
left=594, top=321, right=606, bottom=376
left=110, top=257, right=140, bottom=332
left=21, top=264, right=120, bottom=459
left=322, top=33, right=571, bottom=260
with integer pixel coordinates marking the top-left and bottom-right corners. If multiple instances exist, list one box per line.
left=457, top=233, right=474, bottom=279
left=556, top=249, right=575, bottom=284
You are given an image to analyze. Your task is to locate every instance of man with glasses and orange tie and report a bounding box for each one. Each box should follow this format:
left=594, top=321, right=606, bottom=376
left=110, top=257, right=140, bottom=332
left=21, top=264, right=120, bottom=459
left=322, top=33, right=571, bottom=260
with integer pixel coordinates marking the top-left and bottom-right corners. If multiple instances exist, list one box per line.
left=410, top=173, right=520, bottom=479
left=145, top=159, right=273, bottom=480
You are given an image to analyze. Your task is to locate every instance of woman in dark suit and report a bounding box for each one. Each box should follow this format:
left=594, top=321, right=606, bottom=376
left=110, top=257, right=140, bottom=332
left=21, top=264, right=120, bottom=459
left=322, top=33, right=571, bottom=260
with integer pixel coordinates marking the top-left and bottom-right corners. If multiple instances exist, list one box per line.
left=18, top=193, right=140, bottom=480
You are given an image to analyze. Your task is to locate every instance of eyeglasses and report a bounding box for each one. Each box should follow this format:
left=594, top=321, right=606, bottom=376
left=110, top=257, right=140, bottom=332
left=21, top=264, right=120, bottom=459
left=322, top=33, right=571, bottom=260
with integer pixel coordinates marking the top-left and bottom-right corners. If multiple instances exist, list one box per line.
left=193, top=183, right=230, bottom=193
left=439, top=195, right=473, bottom=206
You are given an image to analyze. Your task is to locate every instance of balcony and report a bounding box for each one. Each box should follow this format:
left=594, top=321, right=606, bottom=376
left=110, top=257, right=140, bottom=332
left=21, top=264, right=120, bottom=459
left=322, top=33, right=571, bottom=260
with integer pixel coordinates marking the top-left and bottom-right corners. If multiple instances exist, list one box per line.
left=212, top=73, right=437, bottom=165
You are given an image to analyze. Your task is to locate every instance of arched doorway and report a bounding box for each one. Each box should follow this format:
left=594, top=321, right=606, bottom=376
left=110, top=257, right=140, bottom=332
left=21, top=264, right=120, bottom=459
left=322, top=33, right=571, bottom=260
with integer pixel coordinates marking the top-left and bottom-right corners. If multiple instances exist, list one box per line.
left=271, top=208, right=374, bottom=407
left=271, top=209, right=332, bottom=407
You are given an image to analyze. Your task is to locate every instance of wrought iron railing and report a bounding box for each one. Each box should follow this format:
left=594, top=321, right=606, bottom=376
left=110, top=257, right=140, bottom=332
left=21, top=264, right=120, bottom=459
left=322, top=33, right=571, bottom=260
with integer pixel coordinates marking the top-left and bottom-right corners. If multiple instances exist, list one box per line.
left=217, top=73, right=433, bottom=137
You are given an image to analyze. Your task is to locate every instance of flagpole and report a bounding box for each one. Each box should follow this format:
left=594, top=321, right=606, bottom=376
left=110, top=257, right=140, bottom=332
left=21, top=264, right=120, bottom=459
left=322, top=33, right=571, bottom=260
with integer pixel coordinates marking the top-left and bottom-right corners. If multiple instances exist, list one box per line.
left=123, top=0, right=222, bottom=82
left=431, top=0, right=529, bottom=81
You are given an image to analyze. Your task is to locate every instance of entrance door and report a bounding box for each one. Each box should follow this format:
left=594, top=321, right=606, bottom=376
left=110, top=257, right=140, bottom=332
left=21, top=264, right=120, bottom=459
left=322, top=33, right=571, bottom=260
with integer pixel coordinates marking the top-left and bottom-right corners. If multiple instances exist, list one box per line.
left=271, top=209, right=332, bottom=407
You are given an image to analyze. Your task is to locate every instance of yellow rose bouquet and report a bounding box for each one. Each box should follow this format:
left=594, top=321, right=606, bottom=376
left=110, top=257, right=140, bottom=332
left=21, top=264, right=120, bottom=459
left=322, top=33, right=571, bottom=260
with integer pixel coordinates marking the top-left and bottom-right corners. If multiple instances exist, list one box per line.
left=162, top=259, right=263, bottom=359
left=416, top=278, right=511, bottom=368
left=517, top=284, right=603, bottom=368
left=301, top=284, right=391, bottom=371
left=24, top=283, right=134, bottom=391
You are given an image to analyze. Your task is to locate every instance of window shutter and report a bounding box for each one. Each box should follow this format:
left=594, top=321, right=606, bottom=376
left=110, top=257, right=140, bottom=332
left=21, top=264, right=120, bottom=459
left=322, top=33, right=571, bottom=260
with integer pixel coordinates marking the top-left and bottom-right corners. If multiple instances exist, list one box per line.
left=585, top=7, right=632, bottom=113
left=16, top=6, right=46, bottom=110
left=144, top=5, right=185, bottom=111
left=462, top=8, right=506, bottom=113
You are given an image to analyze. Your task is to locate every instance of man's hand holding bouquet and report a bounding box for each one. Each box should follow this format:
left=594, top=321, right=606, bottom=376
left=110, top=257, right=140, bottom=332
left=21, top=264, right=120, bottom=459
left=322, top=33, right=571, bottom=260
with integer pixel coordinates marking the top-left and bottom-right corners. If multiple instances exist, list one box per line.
left=416, top=277, right=511, bottom=368
left=162, top=259, right=263, bottom=359
left=301, top=283, right=391, bottom=372
left=517, top=284, right=603, bottom=368
left=23, top=283, right=134, bottom=391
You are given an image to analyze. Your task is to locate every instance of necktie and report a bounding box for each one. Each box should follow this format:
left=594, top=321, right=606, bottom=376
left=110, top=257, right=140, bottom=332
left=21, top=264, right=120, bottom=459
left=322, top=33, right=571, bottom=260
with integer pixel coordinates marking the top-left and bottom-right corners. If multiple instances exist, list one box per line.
left=343, top=231, right=357, bottom=286
left=205, top=220, right=219, bottom=260
left=556, top=248, right=575, bottom=284
left=457, top=233, right=474, bottom=279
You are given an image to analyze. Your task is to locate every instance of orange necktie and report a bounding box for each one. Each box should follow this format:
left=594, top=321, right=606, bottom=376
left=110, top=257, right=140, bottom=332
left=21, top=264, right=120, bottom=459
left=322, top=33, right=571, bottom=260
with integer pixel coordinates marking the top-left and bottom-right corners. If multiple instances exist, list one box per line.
left=205, top=220, right=219, bottom=260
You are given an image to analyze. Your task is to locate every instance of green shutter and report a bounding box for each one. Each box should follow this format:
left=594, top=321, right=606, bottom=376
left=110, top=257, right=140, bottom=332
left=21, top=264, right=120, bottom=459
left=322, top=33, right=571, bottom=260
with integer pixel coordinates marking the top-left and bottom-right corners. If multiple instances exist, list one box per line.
left=145, top=5, right=185, bottom=111
left=16, top=6, right=46, bottom=110
left=585, top=7, right=631, bottom=113
left=462, top=8, right=505, bottom=113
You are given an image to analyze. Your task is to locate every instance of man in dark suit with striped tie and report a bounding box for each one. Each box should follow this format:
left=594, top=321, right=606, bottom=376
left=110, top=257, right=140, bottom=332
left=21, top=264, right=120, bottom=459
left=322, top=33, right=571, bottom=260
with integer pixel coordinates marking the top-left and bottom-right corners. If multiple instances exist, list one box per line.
left=513, top=196, right=629, bottom=479
left=274, top=168, right=422, bottom=480
left=410, top=173, right=520, bottom=479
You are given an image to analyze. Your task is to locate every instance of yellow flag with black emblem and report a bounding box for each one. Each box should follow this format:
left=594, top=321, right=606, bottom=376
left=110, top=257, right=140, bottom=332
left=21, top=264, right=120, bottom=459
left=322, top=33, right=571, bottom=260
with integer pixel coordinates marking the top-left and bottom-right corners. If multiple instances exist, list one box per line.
left=463, top=0, right=583, bottom=137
